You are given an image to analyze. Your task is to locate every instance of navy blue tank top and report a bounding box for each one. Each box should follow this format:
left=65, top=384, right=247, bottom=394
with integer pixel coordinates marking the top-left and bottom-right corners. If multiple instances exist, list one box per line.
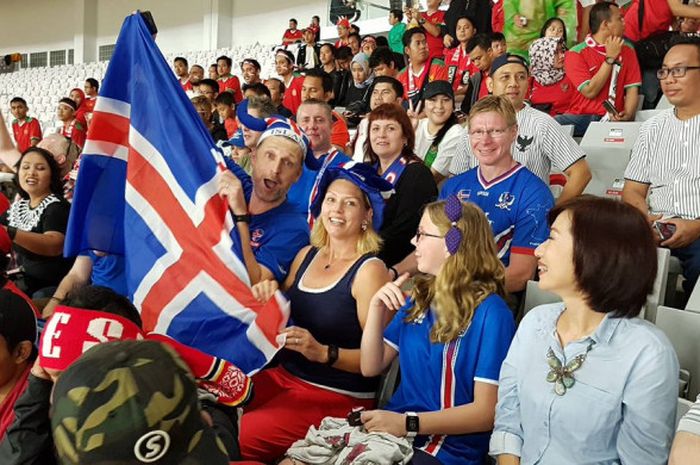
left=281, top=248, right=380, bottom=397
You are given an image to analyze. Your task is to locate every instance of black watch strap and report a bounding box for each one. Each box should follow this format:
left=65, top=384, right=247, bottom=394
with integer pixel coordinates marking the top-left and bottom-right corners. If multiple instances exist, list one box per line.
left=406, top=412, right=419, bottom=438
left=233, top=214, right=251, bottom=223
left=326, top=344, right=339, bottom=366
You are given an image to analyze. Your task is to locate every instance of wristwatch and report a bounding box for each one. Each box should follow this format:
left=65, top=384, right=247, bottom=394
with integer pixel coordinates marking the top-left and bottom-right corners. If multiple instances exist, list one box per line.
left=233, top=214, right=251, bottom=223
left=326, top=344, right=339, bottom=366
left=605, top=56, right=617, bottom=65
left=405, top=412, right=420, bottom=438
left=418, top=17, right=426, bottom=25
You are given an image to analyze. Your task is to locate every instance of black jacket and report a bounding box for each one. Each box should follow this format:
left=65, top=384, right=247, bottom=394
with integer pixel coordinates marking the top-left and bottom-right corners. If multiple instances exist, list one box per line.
left=296, top=43, right=321, bottom=70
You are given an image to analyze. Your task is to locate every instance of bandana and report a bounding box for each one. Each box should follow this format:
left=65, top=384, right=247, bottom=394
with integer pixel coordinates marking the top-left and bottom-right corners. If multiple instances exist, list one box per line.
left=529, top=37, right=566, bottom=86
left=39, top=306, right=252, bottom=407
left=275, top=49, right=295, bottom=65
left=237, top=99, right=321, bottom=170
left=337, top=16, right=351, bottom=29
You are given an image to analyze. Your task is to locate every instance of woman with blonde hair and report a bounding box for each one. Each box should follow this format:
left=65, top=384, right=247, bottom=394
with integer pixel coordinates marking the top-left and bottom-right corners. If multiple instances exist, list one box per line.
left=241, top=162, right=394, bottom=463
left=354, top=196, right=516, bottom=465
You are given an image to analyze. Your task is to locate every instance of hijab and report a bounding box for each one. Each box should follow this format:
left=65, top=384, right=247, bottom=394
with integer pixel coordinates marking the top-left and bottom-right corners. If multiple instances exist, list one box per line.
left=529, top=37, right=566, bottom=87
left=351, top=53, right=374, bottom=89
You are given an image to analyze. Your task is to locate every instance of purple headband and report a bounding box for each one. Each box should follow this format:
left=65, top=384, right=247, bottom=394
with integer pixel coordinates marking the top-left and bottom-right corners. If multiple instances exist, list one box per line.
left=444, top=195, right=463, bottom=255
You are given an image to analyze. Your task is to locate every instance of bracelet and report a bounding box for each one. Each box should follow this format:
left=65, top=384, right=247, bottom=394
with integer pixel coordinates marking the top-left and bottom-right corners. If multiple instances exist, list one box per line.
left=7, top=226, right=17, bottom=240
left=233, top=214, right=251, bottom=223
left=326, top=344, right=339, bottom=366
left=389, top=266, right=399, bottom=280
left=49, top=296, right=63, bottom=303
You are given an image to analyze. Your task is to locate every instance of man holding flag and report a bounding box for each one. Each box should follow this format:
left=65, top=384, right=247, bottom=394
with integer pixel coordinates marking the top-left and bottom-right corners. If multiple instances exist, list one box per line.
left=63, top=11, right=304, bottom=377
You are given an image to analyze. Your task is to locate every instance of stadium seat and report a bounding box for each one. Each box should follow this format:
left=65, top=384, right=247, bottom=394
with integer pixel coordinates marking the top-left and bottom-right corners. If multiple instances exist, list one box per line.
left=377, top=358, right=400, bottom=408
left=643, top=247, right=671, bottom=323
left=635, top=109, right=663, bottom=122
left=520, top=280, right=561, bottom=320
left=559, top=124, right=574, bottom=137
left=580, top=121, right=642, bottom=198
left=687, top=279, right=700, bottom=313
left=655, top=305, right=700, bottom=400
left=656, top=95, right=672, bottom=110
left=676, top=397, right=694, bottom=430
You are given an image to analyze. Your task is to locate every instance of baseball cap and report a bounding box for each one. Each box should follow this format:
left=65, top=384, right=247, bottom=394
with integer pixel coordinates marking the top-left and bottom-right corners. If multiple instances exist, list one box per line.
left=309, top=161, right=395, bottom=230
left=51, top=340, right=230, bottom=465
left=422, top=80, right=455, bottom=101
left=490, top=53, right=529, bottom=76
left=0, top=289, right=37, bottom=350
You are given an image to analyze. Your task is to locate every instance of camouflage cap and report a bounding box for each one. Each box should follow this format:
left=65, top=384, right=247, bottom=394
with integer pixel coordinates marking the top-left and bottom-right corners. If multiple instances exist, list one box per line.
left=50, top=340, right=230, bottom=465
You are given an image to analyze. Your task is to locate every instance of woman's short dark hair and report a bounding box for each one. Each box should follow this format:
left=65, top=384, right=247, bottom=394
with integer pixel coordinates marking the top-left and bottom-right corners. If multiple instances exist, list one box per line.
left=549, top=195, right=657, bottom=318
left=14, top=147, right=65, bottom=200
left=319, top=43, right=337, bottom=58
left=64, top=285, right=142, bottom=328
left=540, top=17, right=568, bottom=44
left=364, top=103, right=420, bottom=166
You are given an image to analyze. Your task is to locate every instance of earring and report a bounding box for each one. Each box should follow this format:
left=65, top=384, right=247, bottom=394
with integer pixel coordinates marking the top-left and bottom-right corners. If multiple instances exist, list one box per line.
left=361, top=221, right=368, bottom=231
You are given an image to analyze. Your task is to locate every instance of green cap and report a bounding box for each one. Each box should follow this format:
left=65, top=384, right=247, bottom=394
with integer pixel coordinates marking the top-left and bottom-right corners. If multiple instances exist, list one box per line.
left=50, top=340, right=229, bottom=465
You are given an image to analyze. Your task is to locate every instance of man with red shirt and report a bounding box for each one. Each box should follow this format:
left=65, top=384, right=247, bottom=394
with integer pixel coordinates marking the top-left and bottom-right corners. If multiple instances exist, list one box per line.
left=625, top=0, right=700, bottom=42
left=0, top=290, right=37, bottom=441
left=555, top=2, right=641, bottom=136
left=173, top=56, right=192, bottom=92
left=216, top=55, right=243, bottom=104
left=9, top=98, right=41, bottom=153
left=397, top=27, right=449, bottom=107
left=83, top=78, right=99, bottom=114
left=300, top=69, right=350, bottom=150
left=405, top=0, right=446, bottom=60
left=460, top=33, right=496, bottom=113
left=57, top=98, right=87, bottom=151
left=276, top=49, right=303, bottom=115
left=282, top=18, right=304, bottom=45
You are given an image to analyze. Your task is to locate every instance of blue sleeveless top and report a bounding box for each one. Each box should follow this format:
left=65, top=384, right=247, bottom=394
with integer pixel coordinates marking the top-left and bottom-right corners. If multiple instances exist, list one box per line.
left=281, top=248, right=380, bottom=397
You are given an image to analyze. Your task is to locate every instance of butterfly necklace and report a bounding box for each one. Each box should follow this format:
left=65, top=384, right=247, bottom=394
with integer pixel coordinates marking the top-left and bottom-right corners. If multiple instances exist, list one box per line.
left=546, top=341, right=595, bottom=396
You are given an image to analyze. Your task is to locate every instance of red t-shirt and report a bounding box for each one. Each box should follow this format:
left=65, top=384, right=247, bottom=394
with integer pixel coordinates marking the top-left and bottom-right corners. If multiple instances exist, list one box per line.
left=83, top=97, right=96, bottom=113
left=282, top=29, right=303, bottom=44
left=564, top=40, right=641, bottom=116
left=478, top=71, right=490, bottom=100
left=282, top=76, right=304, bottom=116
left=218, top=75, right=243, bottom=104
left=492, top=0, right=504, bottom=33
left=624, top=0, right=673, bottom=42
left=12, top=117, right=42, bottom=153
left=529, top=77, right=575, bottom=116
left=422, top=10, right=446, bottom=60
left=180, top=79, right=193, bottom=92
left=0, top=364, right=30, bottom=441
left=397, top=60, right=449, bottom=100
left=224, top=117, right=238, bottom=139
left=445, top=46, right=479, bottom=90
left=331, top=111, right=350, bottom=149
left=59, top=119, right=87, bottom=150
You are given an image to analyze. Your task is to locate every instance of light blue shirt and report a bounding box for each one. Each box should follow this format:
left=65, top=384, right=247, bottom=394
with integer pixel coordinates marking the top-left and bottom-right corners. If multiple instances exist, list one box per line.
left=490, top=303, right=679, bottom=465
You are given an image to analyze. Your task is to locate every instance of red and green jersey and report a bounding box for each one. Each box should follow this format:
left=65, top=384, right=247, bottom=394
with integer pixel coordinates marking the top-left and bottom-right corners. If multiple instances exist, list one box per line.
left=564, top=39, right=641, bottom=116
left=397, top=59, right=449, bottom=101
left=217, top=75, right=243, bottom=104
left=422, top=10, right=446, bottom=60
left=12, top=117, right=42, bottom=153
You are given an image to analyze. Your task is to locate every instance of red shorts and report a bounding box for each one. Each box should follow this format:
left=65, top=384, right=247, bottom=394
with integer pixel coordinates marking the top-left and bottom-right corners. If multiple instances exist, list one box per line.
left=239, top=366, right=376, bottom=462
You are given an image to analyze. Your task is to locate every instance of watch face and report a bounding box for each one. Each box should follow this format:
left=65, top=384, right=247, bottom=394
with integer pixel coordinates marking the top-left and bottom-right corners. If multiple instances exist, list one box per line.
left=407, top=414, right=419, bottom=432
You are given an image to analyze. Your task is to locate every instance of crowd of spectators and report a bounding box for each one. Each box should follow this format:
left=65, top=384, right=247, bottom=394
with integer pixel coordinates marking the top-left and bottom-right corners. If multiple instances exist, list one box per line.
left=1, top=1, right=700, bottom=464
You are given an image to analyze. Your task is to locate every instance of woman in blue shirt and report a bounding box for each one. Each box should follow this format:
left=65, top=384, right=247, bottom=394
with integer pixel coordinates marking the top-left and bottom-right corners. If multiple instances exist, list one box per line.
left=490, top=196, right=679, bottom=465
left=359, top=197, right=516, bottom=465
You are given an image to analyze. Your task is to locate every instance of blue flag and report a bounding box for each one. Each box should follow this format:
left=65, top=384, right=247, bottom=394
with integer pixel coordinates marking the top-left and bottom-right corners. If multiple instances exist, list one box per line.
left=65, top=13, right=289, bottom=375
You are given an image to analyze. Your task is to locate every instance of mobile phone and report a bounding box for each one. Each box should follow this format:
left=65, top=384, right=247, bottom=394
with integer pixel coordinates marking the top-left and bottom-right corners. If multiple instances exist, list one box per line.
left=139, top=10, right=158, bottom=36
left=519, top=16, right=528, bottom=26
left=602, top=100, right=619, bottom=117
left=653, top=221, right=676, bottom=241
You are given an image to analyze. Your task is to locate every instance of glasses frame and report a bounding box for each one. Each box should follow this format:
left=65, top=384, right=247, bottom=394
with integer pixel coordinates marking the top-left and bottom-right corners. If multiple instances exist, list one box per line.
left=415, top=231, right=444, bottom=241
left=656, top=66, right=700, bottom=80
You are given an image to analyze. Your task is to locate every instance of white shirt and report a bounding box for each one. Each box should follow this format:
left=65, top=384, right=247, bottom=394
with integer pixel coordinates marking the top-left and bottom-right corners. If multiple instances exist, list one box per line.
left=624, top=109, right=700, bottom=219
left=415, top=119, right=465, bottom=176
left=352, top=117, right=369, bottom=163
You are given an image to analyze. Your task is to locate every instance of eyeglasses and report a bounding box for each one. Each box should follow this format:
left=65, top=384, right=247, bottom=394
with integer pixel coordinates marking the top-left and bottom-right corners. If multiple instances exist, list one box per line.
left=468, top=127, right=511, bottom=139
left=656, top=66, right=700, bottom=80
left=415, top=231, right=444, bottom=241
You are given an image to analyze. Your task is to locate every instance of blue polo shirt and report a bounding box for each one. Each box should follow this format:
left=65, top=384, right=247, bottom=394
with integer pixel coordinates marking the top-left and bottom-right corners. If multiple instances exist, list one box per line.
left=78, top=250, right=128, bottom=297
left=440, top=164, right=553, bottom=266
left=384, top=294, right=516, bottom=465
left=226, top=158, right=310, bottom=282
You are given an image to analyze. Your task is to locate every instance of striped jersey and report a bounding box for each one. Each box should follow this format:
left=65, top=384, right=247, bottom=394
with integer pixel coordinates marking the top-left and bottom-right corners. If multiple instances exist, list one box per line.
left=624, top=109, right=700, bottom=220
left=384, top=294, right=515, bottom=465
left=449, top=104, right=586, bottom=182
